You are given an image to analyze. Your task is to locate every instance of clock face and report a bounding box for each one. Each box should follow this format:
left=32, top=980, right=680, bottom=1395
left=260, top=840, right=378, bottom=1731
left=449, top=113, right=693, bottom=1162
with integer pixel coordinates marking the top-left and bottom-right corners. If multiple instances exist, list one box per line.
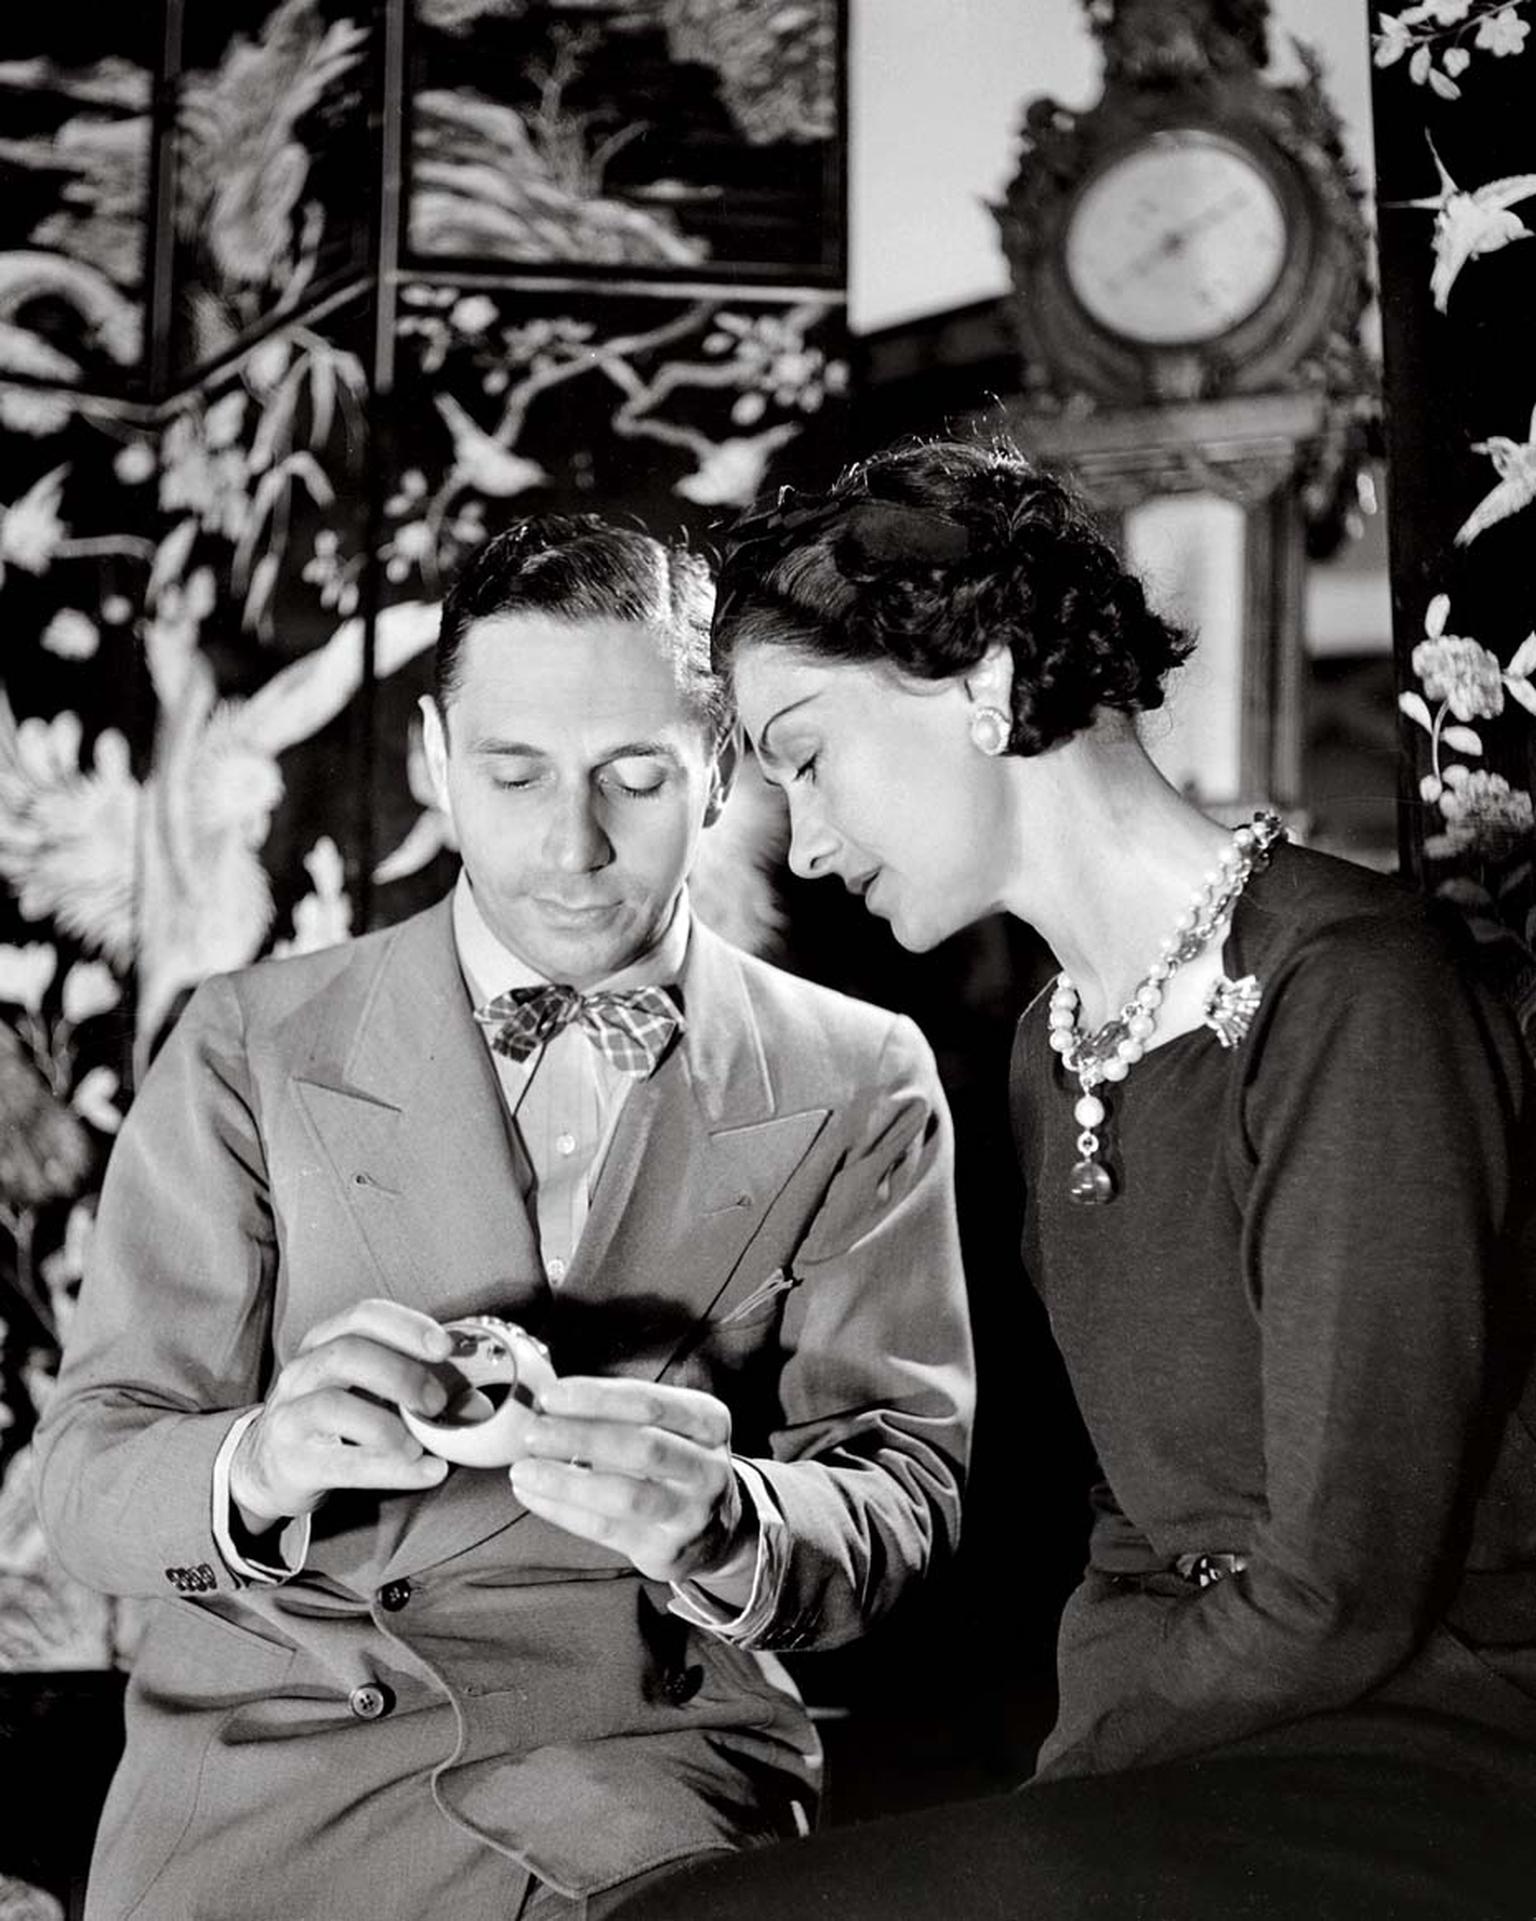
left=1063, top=131, right=1290, bottom=347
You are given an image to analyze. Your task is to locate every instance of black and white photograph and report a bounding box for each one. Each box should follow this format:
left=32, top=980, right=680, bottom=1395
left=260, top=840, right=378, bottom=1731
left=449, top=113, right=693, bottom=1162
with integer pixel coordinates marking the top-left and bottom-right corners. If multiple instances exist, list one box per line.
left=1, top=2, right=1534, bottom=1916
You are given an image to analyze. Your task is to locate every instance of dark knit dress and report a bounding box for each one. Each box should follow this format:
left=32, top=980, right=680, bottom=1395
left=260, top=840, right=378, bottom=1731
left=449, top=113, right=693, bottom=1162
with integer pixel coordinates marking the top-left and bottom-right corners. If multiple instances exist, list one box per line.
left=612, top=843, right=1536, bottom=1920
left=1015, top=841, right=1536, bottom=1797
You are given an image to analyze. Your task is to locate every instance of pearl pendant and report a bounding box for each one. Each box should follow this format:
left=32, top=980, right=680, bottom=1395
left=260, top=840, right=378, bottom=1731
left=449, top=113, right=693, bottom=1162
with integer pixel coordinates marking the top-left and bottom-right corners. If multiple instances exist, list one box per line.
left=1052, top=811, right=1282, bottom=1209
left=1069, top=1157, right=1114, bottom=1206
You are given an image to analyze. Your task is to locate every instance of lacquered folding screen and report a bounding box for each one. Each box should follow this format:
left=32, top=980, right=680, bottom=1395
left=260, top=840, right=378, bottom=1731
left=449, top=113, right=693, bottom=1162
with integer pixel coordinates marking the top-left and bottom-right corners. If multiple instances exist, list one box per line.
left=0, top=0, right=846, bottom=1667
left=1367, top=1, right=1536, bottom=1020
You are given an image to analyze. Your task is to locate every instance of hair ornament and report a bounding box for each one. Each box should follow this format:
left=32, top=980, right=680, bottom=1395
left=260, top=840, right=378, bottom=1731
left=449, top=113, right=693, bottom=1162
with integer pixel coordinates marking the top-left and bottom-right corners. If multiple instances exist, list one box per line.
left=726, top=487, right=971, bottom=568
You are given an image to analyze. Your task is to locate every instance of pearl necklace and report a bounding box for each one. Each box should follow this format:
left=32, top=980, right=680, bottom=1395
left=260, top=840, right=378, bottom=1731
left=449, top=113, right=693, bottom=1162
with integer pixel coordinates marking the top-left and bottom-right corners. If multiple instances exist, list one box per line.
left=1047, top=811, right=1285, bottom=1206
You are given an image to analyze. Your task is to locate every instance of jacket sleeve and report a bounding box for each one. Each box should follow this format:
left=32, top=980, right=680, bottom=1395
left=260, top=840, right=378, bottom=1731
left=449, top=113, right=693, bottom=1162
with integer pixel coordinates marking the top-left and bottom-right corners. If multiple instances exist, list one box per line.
left=33, top=974, right=277, bottom=1598
left=723, top=1011, right=976, bottom=1653
left=1038, top=915, right=1532, bottom=1775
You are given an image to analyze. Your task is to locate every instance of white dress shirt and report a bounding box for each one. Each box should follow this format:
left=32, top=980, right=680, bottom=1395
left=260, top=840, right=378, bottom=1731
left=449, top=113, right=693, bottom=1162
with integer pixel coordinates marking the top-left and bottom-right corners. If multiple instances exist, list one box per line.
left=452, top=870, right=689, bottom=1284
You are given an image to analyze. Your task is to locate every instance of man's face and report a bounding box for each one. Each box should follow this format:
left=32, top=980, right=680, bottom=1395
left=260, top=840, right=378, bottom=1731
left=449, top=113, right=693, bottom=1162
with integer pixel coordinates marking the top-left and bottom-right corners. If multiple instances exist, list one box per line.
left=421, top=612, right=730, bottom=987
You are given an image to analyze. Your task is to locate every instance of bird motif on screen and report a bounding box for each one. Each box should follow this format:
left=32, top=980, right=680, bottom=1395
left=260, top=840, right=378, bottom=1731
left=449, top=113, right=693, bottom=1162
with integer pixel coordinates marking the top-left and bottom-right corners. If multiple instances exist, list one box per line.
left=433, top=394, right=549, bottom=498
left=1388, top=134, right=1536, bottom=314
left=1456, top=403, right=1536, bottom=547
left=0, top=599, right=437, bottom=1070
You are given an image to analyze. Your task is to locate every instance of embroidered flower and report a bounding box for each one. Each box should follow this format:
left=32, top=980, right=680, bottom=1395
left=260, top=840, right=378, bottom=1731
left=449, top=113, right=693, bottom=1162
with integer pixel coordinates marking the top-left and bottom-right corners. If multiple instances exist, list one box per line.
left=71, top=1064, right=122, bottom=1135
left=1426, top=768, right=1535, bottom=859
left=113, top=440, right=156, bottom=486
left=1412, top=634, right=1505, bottom=720
left=0, top=466, right=68, bottom=579
left=40, top=609, right=100, bottom=661
left=1476, top=9, right=1530, bottom=52
left=450, top=294, right=499, bottom=336
left=0, top=944, right=57, bottom=1013
left=0, top=387, right=74, bottom=437
left=61, top=959, right=120, bottom=1026
left=1375, top=14, right=1414, bottom=65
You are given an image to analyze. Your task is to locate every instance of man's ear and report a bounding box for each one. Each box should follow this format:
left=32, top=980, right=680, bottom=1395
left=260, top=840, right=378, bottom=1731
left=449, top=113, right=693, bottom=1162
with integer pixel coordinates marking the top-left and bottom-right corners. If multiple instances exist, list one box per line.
left=418, top=693, right=452, bottom=814
left=703, top=723, right=740, bottom=828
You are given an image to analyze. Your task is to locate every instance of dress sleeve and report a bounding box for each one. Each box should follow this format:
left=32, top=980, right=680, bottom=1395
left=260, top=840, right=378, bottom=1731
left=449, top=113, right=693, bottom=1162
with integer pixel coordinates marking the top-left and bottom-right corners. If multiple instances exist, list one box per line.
left=1048, top=912, right=1532, bottom=1773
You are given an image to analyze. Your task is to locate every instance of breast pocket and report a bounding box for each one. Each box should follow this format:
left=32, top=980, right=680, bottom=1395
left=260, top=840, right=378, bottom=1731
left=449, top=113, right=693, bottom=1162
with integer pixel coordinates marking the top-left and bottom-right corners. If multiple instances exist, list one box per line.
left=667, top=1268, right=803, bottom=1420
left=708, top=1265, right=801, bottom=1349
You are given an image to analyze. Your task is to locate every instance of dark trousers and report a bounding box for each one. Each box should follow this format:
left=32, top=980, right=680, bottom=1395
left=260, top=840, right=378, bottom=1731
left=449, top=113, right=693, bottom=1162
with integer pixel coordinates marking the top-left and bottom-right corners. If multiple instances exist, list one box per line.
left=606, top=1753, right=1536, bottom=1920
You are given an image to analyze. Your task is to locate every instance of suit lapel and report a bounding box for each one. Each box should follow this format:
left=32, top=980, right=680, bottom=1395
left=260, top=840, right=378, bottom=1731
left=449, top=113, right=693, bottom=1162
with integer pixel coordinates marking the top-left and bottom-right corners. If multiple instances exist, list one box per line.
left=293, top=902, right=546, bottom=1577
left=552, top=924, right=829, bottom=1381
left=295, top=902, right=545, bottom=1321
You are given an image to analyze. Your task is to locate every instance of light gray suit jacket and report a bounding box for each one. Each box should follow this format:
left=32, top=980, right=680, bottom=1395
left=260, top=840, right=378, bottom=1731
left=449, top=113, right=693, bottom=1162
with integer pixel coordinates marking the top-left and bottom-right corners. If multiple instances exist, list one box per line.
left=35, top=900, right=973, bottom=1920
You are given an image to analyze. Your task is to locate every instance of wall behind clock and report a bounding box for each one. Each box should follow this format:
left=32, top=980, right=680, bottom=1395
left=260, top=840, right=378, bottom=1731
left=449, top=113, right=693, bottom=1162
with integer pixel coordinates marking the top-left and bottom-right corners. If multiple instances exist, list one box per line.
left=0, top=0, right=848, bottom=1680
left=852, top=0, right=1377, bottom=333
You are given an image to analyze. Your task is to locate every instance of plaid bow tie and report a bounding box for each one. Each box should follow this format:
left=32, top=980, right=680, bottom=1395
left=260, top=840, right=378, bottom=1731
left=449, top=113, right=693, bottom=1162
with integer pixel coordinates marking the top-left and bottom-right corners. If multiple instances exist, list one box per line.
left=475, top=983, right=683, bottom=1080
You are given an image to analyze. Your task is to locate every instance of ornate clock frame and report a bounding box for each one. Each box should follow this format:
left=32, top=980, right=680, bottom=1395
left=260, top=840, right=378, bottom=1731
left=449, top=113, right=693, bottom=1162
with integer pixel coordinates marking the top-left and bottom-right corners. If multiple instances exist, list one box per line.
left=983, top=0, right=1376, bottom=814
left=992, top=0, right=1371, bottom=409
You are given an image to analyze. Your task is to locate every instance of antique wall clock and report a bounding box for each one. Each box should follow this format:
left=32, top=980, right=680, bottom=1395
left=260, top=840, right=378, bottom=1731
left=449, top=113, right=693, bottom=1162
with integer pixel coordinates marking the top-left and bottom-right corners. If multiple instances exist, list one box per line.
left=994, top=1, right=1371, bottom=409
left=985, top=0, right=1375, bottom=816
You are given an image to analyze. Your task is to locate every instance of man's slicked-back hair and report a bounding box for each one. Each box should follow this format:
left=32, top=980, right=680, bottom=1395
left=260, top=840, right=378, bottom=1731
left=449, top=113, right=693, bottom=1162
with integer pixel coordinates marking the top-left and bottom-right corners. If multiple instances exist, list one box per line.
left=434, top=513, right=727, bottom=735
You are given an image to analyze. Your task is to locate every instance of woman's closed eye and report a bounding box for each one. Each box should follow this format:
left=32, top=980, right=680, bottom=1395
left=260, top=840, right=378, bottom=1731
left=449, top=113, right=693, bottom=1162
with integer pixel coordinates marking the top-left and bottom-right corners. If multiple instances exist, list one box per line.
left=791, top=753, right=819, bottom=785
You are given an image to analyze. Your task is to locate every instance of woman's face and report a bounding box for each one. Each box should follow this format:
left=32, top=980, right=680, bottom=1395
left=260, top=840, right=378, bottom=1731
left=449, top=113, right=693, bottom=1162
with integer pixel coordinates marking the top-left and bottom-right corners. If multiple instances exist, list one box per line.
left=733, top=642, right=1014, bottom=951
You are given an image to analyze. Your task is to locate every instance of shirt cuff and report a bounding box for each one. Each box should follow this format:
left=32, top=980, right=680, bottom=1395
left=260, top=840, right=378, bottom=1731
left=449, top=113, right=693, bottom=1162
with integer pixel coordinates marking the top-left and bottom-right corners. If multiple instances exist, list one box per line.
left=668, top=1458, right=787, bottom=1643
left=212, top=1410, right=311, bottom=1585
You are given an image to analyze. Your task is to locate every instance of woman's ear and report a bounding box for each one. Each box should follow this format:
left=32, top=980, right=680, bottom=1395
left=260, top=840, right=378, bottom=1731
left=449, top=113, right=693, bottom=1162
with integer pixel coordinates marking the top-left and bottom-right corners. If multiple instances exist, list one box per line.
left=963, top=642, right=1014, bottom=710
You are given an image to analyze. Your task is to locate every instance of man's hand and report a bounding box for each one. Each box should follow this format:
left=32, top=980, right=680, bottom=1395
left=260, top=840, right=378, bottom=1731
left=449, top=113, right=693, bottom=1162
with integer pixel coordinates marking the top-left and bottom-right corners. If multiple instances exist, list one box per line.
left=229, top=1299, right=455, bottom=1529
left=508, top=1378, right=749, bottom=1586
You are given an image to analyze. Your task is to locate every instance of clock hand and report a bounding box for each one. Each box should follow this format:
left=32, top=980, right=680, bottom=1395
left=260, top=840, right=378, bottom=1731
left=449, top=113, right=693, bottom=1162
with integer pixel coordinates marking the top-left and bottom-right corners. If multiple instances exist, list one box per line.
left=1112, top=188, right=1258, bottom=288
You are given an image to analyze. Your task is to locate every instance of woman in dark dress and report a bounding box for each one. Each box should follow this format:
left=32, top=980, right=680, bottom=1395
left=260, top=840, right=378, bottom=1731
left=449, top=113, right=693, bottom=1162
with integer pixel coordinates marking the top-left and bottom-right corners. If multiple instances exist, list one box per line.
left=614, top=439, right=1536, bottom=1917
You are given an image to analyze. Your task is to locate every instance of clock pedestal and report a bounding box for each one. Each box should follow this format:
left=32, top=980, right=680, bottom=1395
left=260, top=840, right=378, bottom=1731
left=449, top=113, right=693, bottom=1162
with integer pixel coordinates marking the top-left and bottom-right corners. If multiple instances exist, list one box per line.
left=989, top=392, right=1326, bottom=818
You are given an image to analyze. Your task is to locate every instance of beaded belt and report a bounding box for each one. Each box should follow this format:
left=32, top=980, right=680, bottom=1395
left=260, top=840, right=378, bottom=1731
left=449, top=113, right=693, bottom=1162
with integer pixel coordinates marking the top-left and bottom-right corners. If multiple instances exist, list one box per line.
left=1175, top=1551, right=1250, bottom=1590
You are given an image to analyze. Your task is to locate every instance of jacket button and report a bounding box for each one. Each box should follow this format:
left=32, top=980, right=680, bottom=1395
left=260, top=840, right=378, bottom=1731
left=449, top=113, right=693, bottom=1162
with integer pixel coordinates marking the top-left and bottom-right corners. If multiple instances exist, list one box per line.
left=378, top=1579, right=411, bottom=1613
left=348, top=1683, right=394, bottom=1721
left=163, top=1567, right=183, bottom=1588
left=662, top=1665, right=705, bottom=1707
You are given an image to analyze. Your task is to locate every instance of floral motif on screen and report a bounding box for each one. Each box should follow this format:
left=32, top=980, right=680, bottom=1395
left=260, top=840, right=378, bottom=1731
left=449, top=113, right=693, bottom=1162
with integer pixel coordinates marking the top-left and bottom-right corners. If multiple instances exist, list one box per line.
left=1376, top=2, right=1536, bottom=997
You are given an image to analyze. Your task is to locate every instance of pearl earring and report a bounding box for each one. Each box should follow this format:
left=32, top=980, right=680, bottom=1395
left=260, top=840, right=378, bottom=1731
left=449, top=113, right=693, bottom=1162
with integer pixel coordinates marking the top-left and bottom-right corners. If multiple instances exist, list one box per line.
left=968, top=706, right=1011, bottom=757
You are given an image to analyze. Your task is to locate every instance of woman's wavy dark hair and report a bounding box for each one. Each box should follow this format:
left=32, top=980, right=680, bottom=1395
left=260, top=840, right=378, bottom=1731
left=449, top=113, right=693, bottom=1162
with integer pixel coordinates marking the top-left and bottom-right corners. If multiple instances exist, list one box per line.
left=712, top=439, right=1194, bottom=756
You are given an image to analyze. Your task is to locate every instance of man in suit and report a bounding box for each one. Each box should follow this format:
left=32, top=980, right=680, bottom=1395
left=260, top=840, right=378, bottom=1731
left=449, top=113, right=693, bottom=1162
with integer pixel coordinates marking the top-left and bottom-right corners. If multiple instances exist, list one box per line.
left=35, top=515, right=974, bottom=1921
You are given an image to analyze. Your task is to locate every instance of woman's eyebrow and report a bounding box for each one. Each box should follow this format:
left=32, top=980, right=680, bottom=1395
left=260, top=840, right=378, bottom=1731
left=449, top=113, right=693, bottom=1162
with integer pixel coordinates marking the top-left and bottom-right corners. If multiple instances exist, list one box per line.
left=758, top=696, right=818, bottom=762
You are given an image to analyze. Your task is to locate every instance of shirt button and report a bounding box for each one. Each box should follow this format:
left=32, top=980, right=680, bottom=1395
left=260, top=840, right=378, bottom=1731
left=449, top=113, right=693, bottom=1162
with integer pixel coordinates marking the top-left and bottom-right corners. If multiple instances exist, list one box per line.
left=546, top=1257, right=568, bottom=1283
left=377, top=1580, right=411, bottom=1613
left=348, top=1683, right=394, bottom=1721
left=555, top=1133, right=576, bottom=1156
